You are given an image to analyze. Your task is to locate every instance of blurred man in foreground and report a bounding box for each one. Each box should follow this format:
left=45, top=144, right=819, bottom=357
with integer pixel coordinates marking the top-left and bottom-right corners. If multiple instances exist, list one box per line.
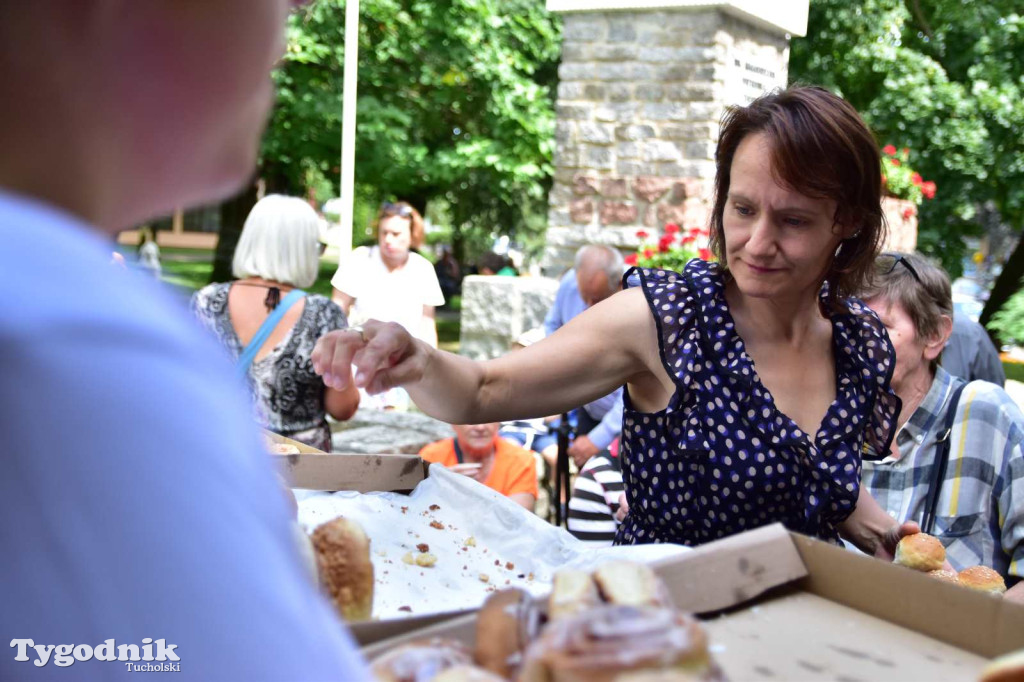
left=0, top=2, right=368, bottom=678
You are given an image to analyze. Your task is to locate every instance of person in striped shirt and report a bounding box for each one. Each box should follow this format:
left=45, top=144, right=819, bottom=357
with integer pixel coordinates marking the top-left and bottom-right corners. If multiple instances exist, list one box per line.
left=568, top=439, right=625, bottom=546
left=861, top=252, right=1024, bottom=603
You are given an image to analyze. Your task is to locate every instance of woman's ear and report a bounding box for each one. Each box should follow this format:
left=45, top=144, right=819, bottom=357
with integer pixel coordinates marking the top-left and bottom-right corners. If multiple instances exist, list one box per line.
left=924, top=314, right=954, bottom=363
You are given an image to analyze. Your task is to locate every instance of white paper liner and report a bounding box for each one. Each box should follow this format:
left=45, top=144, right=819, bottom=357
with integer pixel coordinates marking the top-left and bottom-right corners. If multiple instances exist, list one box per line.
left=296, top=463, right=688, bottom=620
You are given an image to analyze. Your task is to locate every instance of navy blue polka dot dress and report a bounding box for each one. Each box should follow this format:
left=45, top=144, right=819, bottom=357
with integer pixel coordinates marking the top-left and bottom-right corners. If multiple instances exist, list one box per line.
left=615, top=260, right=900, bottom=546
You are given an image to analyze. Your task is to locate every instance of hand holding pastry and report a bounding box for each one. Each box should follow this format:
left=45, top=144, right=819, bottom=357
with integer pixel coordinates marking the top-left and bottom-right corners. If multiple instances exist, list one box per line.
left=892, top=532, right=947, bottom=572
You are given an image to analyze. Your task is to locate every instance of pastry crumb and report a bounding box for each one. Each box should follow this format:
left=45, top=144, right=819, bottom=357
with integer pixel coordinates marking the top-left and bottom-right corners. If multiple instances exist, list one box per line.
left=479, top=573, right=489, bottom=583
left=506, top=562, right=515, bottom=570
left=465, top=536, right=477, bottom=547
left=416, top=543, right=430, bottom=553
left=429, top=520, right=444, bottom=530
left=429, top=504, right=441, bottom=511
left=415, top=553, right=438, bottom=568
left=401, top=552, right=414, bottom=565
left=398, top=606, right=412, bottom=613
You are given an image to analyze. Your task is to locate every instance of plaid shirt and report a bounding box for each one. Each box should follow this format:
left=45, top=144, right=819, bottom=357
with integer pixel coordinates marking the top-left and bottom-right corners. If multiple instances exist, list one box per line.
left=862, top=367, right=1024, bottom=583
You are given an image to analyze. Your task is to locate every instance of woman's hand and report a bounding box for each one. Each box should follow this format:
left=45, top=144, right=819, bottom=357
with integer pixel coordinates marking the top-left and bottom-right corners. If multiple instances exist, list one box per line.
left=874, top=520, right=921, bottom=562
left=312, top=320, right=429, bottom=395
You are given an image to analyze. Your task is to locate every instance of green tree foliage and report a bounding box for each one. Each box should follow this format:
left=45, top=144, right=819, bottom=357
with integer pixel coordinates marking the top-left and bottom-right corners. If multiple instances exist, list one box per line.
left=263, top=0, right=561, bottom=260
left=789, top=1, right=1024, bottom=332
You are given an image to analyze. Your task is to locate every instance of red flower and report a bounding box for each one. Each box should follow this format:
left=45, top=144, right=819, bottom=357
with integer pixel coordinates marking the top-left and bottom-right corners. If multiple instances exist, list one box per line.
left=902, top=147, right=909, bottom=156
left=635, top=230, right=649, bottom=239
left=698, top=247, right=712, bottom=261
left=658, top=235, right=673, bottom=253
left=664, top=223, right=680, bottom=234
left=902, top=206, right=915, bottom=221
left=911, top=172, right=923, bottom=186
left=891, top=158, right=900, bottom=167
left=682, top=235, right=696, bottom=245
left=642, top=248, right=655, bottom=260
left=882, top=144, right=897, bottom=156
left=624, top=253, right=638, bottom=265
left=881, top=173, right=887, bottom=185
left=922, top=181, right=936, bottom=199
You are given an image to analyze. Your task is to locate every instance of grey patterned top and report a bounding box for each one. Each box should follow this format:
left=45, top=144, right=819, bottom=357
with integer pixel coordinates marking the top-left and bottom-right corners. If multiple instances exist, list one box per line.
left=191, top=283, right=347, bottom=451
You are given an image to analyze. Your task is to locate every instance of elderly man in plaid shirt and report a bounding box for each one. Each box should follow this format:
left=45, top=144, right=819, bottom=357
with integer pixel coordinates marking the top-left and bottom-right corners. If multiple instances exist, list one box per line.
left=861, top=252, right=1024, bottom=603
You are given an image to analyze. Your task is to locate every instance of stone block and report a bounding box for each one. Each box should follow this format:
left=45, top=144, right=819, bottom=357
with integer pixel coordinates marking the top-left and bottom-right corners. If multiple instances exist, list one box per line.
left=584, top=84, right=607, bottom=100
left=557, top=82, right=586, bottom=100
left=643, top=102, right=688, bottom=121
left=558, top=63, right=596, bottom=81
left=684, top=140, right=716, bottom=160
left=633, top=176, right=674, bottom=202
left=579, top=122, right=614, bottom=145
left=562, top=15, right=607, bottom=42
left=616, top=124, right=657, bottom=141
left=556, top=103, right=590, bottom=120
left=607, top=84, right=632, bottom=103
left=600, top=201, right=639, bottom=225
left=638, top=46, right=681, bottom=63
left=661, top=64, right=698, bottom=81
left=554, top=121, right=574, bottom=143
left=634, top=84, right=664, bottom=102
left=459, top=276, right=560, bottom=352
left=594, top=106, right=617, bottom=122
left=616, top=142, right=640, bottom=159
left=600, top=178, right=629, bottom=198
left=642, top=140, right=683, bottom=163
left=643, top=204, right=659, bottom=227
left=665, top=83, right=715, bottom=102
left=617, top=160, right=659, bottom=176
left=612, top=103, right=640, bottom=122
left=560, top=43, right=590, bottom=62
left=660, top=123, right=716, bottom=142
left=593, top=44, right=639, bottom=61
left=570, top=198, right=594, bottom=223
left=608, top=18, right=637, bottom=42
left=572, top=174, right=599, bottom=195
left=656, top=202, right=688, bottom=226
left=585, top=145, right=615, bottom=170
left=881, top=196, right=919, bottom=251
left=596, top=63, right=634, bottom=82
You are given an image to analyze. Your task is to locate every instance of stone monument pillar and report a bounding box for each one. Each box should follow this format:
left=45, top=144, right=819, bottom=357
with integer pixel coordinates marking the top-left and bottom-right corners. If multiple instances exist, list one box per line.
left=543, top=0, right=809, bottom=271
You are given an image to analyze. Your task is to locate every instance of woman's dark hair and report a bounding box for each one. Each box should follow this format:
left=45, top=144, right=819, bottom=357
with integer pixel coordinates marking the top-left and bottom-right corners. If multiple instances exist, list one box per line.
left=375, top=201, right=425, bottom=249
left=709, top=85, right=886, bottom=311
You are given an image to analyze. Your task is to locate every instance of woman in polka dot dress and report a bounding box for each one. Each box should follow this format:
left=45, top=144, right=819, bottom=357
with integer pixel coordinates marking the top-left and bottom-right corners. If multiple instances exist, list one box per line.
left=312, top=86, right=919, bottom=559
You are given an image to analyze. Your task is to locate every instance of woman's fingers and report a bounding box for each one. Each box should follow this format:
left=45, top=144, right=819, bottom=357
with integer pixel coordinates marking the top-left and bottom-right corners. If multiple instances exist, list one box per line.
left=313, top=327, right=367, bottom=389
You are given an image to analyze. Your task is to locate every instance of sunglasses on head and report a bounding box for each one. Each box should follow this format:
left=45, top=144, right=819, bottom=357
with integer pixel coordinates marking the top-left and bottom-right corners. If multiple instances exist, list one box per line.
left=381, top=202, right=413, bottom=218
left=876, top=252, right=923, bottom=285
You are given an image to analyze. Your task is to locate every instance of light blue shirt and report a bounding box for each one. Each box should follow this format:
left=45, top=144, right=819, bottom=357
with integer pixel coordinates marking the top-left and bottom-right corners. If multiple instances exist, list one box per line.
left=0, top=192, right=370, bottom=680
left=542, top=270, right=623, bottom=450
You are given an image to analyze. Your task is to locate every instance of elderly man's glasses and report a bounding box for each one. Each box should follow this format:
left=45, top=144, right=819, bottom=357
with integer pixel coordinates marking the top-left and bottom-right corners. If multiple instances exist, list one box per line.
left=381, top=202, right=413, bottom=218
left=876, top=253, right=923, bottom=285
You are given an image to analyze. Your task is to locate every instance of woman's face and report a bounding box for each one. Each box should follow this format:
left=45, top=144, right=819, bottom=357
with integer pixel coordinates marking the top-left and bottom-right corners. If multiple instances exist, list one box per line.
left=378, top=215, right=413, bottom=266
left=722, top=133, right=847, bottom=304
left=865, top=297, right=932, bottom=393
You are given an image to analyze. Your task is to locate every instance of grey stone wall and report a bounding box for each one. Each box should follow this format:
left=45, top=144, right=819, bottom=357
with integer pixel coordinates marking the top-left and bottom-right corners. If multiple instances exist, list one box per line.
left=545, top=9, right=790, bottom=272
left=459, top=275, right=561, bottom=361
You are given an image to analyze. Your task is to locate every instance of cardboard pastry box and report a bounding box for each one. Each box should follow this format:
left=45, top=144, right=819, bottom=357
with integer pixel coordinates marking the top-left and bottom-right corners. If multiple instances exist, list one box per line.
left=362, top=523, right=1024, bottom=682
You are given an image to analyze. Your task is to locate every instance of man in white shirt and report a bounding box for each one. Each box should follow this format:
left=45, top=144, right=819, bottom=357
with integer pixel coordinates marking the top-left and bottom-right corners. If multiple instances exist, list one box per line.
left=0, top=2, right=368, bottom=679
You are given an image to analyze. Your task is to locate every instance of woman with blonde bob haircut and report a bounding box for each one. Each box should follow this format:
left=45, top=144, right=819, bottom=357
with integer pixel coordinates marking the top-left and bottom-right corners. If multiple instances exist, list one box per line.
left=313, top=86, right=922, bottom=559
left=193, top=194, right=359, bottom=450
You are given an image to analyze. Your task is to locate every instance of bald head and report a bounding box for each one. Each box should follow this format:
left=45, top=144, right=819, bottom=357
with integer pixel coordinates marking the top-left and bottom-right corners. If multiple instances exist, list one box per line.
left=574, top=244, right=623, bottom=307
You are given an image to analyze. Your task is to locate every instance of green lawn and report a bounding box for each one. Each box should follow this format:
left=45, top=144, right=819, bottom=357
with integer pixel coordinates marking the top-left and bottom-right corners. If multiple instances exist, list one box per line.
left=1004, top=361, right=1024, bottom=384
left=153, top=248, right=461, bottom=347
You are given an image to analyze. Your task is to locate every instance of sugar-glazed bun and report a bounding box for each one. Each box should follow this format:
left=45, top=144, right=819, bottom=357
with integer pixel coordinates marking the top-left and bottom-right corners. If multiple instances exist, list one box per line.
left=474, top=588, right=543, bottom=679
left=958, top=565, right=1007, bottom=594
left=519, top=604, right=717, bottom=682
left=893, top=533, right=946, bottom=572
left=371, top=639, right=474, bottom=682
left=549, top=569, right=600, bottom=620
left=311, top=517, right=374, bottom=621
left=593, top=561, right=671, bottom=608
left=926, top=569, right=960, bottom=584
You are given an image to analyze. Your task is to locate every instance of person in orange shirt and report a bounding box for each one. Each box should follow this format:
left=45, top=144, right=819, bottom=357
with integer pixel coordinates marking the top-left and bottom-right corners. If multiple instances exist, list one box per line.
left=420, top=423, right=538, bottom=511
